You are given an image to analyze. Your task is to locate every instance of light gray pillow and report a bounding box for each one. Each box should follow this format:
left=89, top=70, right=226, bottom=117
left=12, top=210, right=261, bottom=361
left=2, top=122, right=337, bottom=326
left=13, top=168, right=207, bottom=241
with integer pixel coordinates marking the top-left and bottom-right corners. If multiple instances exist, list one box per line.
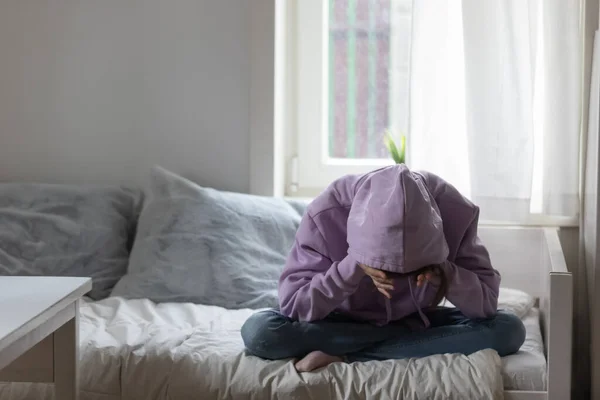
left=111, top=166, right=306, bottom=309
left=0, top=183, right=141, bottom=300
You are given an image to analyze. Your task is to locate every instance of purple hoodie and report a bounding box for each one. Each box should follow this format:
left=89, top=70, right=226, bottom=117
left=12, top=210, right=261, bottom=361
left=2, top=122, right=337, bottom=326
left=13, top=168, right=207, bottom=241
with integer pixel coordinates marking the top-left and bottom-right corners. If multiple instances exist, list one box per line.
left=278, top=165, right=500, bottom=327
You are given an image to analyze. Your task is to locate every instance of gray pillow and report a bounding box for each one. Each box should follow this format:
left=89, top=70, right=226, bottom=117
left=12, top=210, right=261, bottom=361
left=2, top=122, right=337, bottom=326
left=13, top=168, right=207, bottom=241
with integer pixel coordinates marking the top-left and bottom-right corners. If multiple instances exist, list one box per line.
left=0, top=184, right=142, bottom=300
left=111, top=166, right=306, bottom=309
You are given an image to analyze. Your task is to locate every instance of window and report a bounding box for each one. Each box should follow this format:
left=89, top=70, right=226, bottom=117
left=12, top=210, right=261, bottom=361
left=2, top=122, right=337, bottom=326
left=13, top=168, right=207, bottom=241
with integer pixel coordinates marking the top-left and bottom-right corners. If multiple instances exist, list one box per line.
left=289, top=0, right=412, bottom=195
left=328, top=0, right=393, bottom=159
left=284, top=0, right=580, bottom=224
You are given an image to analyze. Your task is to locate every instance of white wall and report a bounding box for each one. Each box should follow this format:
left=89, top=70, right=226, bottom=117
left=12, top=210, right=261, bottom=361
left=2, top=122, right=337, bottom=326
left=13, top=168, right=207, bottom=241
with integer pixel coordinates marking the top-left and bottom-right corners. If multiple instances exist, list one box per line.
left=0, top=0, right=275, bottom=193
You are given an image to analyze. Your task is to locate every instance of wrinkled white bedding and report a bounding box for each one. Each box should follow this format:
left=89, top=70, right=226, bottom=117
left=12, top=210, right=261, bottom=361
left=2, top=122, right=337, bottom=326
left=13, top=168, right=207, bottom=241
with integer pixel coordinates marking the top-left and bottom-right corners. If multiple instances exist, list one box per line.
left=0, top=297, right=505, bottom=400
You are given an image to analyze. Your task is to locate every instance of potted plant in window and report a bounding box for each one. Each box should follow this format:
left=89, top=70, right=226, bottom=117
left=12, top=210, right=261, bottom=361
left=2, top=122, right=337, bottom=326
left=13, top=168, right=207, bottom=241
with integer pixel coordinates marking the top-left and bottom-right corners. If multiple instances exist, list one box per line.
left=384, top=131, right=406, bottom=164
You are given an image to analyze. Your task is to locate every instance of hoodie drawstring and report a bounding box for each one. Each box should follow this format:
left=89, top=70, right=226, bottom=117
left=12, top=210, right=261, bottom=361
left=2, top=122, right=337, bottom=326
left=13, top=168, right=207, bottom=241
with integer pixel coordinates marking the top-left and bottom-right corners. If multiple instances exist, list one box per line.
left=408, top=279, right=430, bottom=328
left=384, top=298, right=392, bottom=324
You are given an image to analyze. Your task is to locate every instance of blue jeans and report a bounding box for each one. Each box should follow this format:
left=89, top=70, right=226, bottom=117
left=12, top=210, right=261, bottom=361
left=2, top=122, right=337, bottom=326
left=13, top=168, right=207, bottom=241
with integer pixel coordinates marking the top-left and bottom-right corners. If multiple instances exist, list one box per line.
left=241, top=308, right=525, bottom=362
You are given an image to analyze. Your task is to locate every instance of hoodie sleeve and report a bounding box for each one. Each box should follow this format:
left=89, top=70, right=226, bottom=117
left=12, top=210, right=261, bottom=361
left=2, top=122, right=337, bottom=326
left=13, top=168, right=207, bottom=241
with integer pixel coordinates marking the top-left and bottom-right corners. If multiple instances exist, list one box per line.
left=440, top=207, right=500, bottom=319
left=278, top=213, right=365, bottom=322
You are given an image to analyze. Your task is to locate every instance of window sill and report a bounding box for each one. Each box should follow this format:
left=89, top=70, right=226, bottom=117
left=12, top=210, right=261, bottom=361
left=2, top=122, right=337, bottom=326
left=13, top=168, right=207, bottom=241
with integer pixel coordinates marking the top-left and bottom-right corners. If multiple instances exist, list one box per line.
left=284, top=195, right=579, bottom=228
left=479, top=217, right=578, bottom=228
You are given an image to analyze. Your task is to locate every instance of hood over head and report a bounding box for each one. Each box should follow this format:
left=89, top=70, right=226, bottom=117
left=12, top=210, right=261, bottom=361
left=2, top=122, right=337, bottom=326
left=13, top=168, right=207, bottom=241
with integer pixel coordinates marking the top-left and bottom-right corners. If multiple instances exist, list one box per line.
left=347, top=165, right=449, bottom=274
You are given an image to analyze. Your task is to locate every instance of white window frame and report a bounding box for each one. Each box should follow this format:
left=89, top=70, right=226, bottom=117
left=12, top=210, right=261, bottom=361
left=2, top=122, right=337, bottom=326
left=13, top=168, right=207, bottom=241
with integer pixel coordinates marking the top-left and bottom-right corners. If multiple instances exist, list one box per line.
left=287, top=0, right=412, bottom=197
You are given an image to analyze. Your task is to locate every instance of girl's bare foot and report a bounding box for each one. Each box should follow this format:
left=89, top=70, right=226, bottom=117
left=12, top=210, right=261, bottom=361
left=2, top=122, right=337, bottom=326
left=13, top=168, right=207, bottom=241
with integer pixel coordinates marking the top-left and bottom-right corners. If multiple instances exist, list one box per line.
left=294, top=350, right=344, bottom=372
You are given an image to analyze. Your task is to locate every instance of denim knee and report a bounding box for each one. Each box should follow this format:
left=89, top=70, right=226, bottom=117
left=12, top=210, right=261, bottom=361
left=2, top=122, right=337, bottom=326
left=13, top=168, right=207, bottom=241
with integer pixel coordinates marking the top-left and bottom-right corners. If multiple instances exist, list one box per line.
left=241, top=310, right=291, bottom=360
left=492, top=311, right=526, bottom=356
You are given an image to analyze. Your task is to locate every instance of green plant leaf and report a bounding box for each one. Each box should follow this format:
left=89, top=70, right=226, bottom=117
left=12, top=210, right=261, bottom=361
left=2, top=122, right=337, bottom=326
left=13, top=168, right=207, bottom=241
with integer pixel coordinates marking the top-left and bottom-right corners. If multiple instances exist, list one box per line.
left=384, top=131, right=406, bottom=164
left=398, top=135, right=406, bottom=164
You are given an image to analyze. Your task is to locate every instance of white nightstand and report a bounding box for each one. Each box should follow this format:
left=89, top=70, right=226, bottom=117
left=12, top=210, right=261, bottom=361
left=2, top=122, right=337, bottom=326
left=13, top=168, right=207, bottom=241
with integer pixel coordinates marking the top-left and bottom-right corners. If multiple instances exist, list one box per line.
left=0, top=277, right=92, bottom=400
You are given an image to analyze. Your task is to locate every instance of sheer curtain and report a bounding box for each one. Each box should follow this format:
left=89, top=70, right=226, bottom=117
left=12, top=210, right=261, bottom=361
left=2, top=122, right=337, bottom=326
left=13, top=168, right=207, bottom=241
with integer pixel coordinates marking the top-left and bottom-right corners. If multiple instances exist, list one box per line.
left=408, top=0, right=581, bottom=222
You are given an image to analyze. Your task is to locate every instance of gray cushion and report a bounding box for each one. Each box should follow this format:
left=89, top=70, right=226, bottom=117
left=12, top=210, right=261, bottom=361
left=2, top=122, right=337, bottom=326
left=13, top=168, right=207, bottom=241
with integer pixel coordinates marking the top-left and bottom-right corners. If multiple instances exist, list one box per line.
left=0, top=184, right=141, bottom=300
left=111, top=166, right=306, bottom=309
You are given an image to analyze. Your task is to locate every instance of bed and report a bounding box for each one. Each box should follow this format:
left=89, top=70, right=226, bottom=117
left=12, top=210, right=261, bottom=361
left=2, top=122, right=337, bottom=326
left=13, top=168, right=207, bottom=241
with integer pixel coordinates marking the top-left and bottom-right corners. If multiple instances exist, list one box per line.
left=479, top=227, right=572, bottom=400
left=0, top=226, right=571, bottom=400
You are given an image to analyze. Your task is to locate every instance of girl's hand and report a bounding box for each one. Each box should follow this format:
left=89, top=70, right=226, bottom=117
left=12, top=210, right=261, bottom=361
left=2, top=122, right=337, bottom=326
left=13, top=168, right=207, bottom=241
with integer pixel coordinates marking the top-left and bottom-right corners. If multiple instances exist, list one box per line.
left=358, top=263, right=394, bottom=299
left=416, top=266, right=441, bottom=287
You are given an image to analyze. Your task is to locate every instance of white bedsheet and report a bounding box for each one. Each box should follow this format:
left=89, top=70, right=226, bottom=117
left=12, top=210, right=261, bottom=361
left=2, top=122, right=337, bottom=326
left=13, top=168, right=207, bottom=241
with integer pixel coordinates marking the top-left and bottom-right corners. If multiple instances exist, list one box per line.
left=0, top=297, right=504, bottom=400
left=502, top=308, right=547, bottom=391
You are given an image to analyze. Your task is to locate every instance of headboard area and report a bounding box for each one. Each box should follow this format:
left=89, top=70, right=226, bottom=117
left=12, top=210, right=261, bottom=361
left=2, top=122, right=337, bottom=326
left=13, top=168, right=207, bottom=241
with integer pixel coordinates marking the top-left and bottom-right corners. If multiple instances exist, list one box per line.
left=478, top=226, right=547, bottom=298
left=480, top=226, right=572, bottom=399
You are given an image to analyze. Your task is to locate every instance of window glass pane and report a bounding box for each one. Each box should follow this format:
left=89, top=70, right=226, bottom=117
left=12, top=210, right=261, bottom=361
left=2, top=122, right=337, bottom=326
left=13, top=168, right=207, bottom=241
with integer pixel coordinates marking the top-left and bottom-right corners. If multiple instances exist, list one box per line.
left=328, top=0, right=392, bottom=159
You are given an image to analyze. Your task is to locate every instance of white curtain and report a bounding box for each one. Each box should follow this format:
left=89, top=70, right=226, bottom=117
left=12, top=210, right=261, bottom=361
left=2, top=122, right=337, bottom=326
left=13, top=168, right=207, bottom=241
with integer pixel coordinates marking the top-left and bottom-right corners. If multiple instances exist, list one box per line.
left=408, top=0, right=581, bottom=222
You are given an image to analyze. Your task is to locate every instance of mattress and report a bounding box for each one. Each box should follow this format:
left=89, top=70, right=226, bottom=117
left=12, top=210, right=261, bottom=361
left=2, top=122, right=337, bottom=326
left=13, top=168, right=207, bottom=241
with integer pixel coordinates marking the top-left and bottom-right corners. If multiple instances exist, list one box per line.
left=0, top=297, right=506, bottom=400
left=502, top=307, right=547, bottom=391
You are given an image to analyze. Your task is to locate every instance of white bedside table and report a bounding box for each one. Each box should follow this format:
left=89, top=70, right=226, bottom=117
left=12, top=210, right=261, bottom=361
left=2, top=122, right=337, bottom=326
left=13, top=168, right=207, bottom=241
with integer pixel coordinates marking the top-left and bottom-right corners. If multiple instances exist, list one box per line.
left=0, top=277, right=92, bottom=400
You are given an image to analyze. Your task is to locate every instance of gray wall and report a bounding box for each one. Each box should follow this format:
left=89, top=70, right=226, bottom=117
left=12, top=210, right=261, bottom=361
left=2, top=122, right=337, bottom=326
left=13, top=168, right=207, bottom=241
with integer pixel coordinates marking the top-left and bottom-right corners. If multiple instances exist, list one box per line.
left=0, top=0, right=257, bottom=193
